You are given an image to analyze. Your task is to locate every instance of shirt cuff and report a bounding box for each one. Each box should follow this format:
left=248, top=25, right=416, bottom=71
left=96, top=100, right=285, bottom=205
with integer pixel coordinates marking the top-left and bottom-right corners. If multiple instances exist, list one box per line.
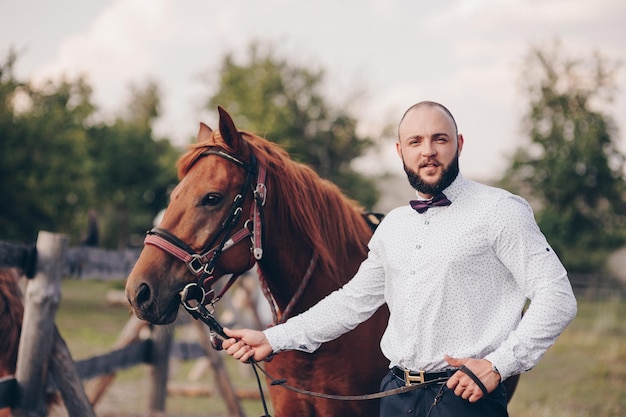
left=263, top=320, right=320, bottom=354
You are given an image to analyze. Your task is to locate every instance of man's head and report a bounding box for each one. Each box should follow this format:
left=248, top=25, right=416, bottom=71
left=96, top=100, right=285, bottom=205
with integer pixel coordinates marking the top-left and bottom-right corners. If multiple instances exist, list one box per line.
left=396, top=101, right=464, bottom=198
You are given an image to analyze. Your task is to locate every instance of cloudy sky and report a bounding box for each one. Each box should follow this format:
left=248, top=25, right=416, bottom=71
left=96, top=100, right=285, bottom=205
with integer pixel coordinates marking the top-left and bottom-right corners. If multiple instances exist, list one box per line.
left=2, top=0, right=625, bottom=183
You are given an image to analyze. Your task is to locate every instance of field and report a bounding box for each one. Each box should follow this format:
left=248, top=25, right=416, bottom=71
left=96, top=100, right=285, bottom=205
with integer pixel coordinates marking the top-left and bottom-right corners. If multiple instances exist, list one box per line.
left=52, top=279, right=625, bottom=417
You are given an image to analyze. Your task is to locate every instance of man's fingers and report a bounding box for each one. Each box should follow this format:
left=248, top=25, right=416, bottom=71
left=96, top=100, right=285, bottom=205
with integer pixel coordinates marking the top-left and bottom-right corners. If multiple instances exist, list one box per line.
left=226, top=340, right=255, bottom=362
left=468, top=390, right=483, bottom=403
left=448, top=369, right=486, bottom=402
left=225, top=339, right=247, bottom=355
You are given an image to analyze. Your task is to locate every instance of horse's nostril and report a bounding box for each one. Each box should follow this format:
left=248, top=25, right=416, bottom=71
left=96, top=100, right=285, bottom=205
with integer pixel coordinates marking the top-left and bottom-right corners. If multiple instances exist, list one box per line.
left=136, top=283, right=152, bottom=308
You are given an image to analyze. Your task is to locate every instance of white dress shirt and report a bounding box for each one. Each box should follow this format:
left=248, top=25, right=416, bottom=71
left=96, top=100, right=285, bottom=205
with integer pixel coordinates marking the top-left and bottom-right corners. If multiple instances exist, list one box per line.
left=264, top=173, right=577, bottom=380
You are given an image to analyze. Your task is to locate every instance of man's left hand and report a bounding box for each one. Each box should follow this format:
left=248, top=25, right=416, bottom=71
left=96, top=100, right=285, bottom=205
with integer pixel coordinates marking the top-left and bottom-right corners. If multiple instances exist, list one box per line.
left=444, top=355, right=501, bottom=402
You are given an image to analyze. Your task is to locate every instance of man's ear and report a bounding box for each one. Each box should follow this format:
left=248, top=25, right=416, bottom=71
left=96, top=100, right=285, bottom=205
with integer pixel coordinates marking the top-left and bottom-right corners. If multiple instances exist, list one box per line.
left=396, top=141, right=403, bottom=159
left=457, top=134, right=464, bottom=155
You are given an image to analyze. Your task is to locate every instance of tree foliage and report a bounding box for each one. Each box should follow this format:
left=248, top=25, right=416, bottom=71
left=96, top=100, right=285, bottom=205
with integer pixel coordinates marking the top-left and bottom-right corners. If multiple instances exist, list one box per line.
left=0, top=52, right=95, bottom=242
left=0, top=52, right=180, bottom=247
left=206, top=42, right=380, bottom=209
left=86, top=81, right=180, bottom=248
left=499, top=40, right=626, bottom=271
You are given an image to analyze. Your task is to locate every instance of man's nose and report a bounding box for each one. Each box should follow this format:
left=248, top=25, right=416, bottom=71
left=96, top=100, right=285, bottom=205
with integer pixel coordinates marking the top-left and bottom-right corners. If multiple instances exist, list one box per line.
left=421, top=140, right=436, bottom=157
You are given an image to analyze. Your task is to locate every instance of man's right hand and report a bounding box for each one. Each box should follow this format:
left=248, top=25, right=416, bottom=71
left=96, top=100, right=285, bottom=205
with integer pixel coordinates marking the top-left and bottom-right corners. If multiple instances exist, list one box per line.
left=223, top=327, right=274, bottom=363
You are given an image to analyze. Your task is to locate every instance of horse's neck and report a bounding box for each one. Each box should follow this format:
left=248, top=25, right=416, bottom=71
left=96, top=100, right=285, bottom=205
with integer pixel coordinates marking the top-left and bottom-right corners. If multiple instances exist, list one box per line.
left=256, top=220, right=368, bottom=315
left=256, top=230, right=314, bottom=310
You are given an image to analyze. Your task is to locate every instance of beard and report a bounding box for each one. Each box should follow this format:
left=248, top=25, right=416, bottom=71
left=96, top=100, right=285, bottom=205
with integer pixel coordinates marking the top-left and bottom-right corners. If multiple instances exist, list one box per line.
left=403, top=153, right=460, bottom=195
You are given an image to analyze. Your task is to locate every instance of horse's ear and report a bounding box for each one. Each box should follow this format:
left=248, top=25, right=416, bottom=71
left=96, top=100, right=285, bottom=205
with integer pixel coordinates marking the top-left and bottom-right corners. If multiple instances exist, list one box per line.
left=217, top=106, right=243, bottom=150
left=198, top=122, right=213, bottom=143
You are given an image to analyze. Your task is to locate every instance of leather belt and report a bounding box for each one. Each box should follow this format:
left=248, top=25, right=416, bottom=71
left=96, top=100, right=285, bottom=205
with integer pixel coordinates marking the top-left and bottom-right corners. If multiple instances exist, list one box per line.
left=391, top=366, right=454, bottom=386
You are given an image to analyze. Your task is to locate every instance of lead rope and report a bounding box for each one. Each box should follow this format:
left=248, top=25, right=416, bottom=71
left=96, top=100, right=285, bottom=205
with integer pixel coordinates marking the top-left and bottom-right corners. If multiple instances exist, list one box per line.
left=258, top=252, right=319, bottom=325
left=250, top=359, right=272, bottom=417
left=426, top=383, right=446, bottom=417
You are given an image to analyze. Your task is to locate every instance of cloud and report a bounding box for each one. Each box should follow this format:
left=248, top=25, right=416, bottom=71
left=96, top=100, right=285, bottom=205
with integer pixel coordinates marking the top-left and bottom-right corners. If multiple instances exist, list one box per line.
left=8, top=0, right=625, bottom=179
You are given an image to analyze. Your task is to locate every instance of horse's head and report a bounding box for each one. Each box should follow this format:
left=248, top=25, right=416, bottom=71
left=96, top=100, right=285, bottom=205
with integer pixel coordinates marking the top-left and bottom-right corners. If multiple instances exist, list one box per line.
left=125, top=107, right=261, bottom=324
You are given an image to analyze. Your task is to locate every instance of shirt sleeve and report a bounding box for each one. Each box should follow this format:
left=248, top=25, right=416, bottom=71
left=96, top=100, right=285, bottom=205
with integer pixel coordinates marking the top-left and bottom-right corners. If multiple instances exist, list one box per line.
left=484, top=195, right=577, bottom=380
left=264, top=248, right=387, bottom=354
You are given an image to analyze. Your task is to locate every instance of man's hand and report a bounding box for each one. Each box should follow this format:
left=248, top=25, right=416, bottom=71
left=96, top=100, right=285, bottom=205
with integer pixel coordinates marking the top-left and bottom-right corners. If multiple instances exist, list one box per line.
left=222, top=328, right=274, bottom=363
left=444, top=355, right=501, bottom=402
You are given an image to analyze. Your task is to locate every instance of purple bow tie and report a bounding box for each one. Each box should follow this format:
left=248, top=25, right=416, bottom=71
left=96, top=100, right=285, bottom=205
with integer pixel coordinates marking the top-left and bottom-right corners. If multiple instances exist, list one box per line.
left=410, top=193, right=452, bottom=213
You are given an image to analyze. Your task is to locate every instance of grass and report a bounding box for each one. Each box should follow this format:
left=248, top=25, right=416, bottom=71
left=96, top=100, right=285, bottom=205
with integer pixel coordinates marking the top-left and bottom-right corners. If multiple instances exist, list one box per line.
left=54, top=279, right=626, bottom=416
left=507, top=298, right=626, bottom=417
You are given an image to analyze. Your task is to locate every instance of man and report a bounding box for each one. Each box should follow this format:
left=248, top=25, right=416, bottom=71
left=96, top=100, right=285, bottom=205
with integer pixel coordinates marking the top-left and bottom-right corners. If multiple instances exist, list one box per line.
left=223, top=101, right=577, bottom=416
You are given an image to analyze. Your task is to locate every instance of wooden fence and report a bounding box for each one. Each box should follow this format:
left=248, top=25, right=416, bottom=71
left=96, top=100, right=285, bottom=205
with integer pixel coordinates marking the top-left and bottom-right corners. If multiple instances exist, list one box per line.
left=0, top=231, right=250, bottom=417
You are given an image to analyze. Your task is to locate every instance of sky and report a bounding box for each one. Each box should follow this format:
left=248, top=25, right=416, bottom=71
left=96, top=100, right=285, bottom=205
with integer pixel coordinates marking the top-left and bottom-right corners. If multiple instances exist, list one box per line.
left=2, top=0, right=626, bottom=186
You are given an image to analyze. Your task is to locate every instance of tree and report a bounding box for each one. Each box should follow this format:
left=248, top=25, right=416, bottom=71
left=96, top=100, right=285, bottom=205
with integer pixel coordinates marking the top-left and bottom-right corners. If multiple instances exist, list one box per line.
left=0, top=51, right=96, bottom=243
left=0, top=52, right=180, bottom=248
left=86, top=81, right=180, bottom=248
left=206, top=42, right=380, bottom=209
left=499, top=40, right=626, bottom=271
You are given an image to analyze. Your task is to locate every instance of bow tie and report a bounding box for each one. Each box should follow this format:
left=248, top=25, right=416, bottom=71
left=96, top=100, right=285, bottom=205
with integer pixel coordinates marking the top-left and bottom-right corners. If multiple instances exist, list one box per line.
left=410, top=193, right=452, bottom=213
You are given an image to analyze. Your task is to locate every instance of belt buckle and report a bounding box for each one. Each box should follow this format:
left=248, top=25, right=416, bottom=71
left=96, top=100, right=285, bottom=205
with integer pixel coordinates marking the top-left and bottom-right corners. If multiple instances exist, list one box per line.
left=404, top=369, right=425, bottom=386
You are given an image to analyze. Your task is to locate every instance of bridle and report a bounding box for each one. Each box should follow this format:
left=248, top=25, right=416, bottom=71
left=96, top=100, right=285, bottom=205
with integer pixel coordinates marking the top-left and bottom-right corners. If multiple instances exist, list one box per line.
left=144, top=148, right=266, bottom=312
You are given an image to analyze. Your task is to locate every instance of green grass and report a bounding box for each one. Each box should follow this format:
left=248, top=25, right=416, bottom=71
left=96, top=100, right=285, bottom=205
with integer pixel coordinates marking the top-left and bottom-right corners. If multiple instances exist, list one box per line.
left=54, top=279, right=626, bottom=416
left=507, top=298, right=626, bottom=417
left=55, top=279, right=273, bottom=417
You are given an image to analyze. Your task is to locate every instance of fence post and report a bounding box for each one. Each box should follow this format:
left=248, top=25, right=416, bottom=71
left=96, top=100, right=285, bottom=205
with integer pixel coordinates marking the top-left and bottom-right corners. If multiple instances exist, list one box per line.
left=192, top=320, right=246, bottom=417
left=148, top=324, right=173, bottom=413
left=48, top=326, right=96, bottom=417
left=14, top=231, right=67, bottom=417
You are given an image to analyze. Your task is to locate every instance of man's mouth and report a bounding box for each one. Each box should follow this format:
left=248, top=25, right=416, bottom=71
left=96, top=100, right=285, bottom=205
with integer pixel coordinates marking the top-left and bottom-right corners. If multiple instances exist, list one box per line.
left=420, top=160, right=441, bottom=169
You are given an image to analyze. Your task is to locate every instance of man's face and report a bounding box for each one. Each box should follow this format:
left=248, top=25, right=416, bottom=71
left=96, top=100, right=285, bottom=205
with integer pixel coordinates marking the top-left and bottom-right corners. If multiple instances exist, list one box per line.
left=396, top=106, right=464, bottom=198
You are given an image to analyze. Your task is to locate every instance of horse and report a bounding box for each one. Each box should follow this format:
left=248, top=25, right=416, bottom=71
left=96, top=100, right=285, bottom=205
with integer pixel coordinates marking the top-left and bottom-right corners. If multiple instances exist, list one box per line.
left=125, top=106, right=390, bottom=416
left=0, top=268, right=24, bottom=417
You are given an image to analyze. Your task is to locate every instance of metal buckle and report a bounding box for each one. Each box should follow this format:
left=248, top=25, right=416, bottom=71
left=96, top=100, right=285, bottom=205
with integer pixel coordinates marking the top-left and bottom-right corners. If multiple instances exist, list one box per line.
left=187, top=255, right=205, bottom=275
left=254, top=183, right=267, bottom=206
left=404, top=369, right=425, bottom=386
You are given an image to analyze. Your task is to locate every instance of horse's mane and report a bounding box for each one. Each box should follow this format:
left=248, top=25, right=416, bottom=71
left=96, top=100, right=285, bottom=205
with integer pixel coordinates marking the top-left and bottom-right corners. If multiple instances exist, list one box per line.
left=0, top=268, right=24, bottom=374
left=177, top=131, right=373, bottom=284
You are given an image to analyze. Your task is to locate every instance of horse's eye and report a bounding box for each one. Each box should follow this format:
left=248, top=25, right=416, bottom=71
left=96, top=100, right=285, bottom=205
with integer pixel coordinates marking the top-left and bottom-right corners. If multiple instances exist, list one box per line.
left=200, top=193, right=223, bottom=206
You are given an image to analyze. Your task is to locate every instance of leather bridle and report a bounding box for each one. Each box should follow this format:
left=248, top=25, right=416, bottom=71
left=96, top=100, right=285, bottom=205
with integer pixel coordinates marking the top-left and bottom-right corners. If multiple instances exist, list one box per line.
left=143, top=148, right=267, bottom=312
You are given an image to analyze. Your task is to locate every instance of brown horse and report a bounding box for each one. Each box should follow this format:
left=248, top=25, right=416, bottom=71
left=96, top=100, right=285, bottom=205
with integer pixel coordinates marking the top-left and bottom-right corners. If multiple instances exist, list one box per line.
left=125, top=107, right=390, bottom=416
left=0, top=268, right=24, bottom=417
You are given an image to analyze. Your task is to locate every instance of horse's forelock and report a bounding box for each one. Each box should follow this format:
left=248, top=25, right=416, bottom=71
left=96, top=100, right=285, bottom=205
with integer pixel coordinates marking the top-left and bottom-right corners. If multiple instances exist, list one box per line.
left=176, top=129, right=236, bottom=179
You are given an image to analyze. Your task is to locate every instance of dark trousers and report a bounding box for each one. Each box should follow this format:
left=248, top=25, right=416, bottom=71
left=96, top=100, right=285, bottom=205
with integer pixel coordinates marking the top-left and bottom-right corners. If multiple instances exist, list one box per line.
left=379, top=370, right=509, bottom=417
